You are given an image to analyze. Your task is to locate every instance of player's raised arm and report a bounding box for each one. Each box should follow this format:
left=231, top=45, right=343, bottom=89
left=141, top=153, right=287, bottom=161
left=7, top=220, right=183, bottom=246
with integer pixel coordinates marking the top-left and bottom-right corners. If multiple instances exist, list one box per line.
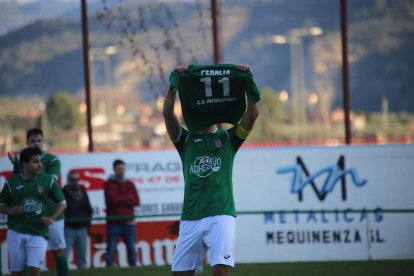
left=237, top=62, right=259, bottom=130
left=163, top=88, right=181, bottom=141
left=239, top=98, right=259, bottom=132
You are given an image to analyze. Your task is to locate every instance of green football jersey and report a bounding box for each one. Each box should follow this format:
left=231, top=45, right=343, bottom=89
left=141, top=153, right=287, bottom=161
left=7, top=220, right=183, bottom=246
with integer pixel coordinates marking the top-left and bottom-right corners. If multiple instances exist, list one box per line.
left=169, top=64, right=261, bottom=133
left=174, top=126, right=245, bottom=220
left=13, top=151, right=63, bottom=220
left=0, top=172, right=66, bottom=239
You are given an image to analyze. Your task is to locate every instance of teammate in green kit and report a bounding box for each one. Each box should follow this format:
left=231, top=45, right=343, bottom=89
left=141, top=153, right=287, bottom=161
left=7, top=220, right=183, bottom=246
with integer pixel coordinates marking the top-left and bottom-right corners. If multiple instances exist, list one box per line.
left=164, top=64, right=260, bottom=276
left=8, top=128, right=69, bottom=276
left=0, top=147, right=67, bottom=276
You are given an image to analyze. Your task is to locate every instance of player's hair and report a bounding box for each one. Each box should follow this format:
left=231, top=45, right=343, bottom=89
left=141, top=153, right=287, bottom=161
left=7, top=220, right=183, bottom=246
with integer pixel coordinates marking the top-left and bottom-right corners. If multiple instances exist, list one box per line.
left=113, top=159, right=125, bottom=169
left=67, top=170, right=79, bottom=178
left=26, top=128, right=43, bottom=141
left=20, top=147, right=42, bottom=164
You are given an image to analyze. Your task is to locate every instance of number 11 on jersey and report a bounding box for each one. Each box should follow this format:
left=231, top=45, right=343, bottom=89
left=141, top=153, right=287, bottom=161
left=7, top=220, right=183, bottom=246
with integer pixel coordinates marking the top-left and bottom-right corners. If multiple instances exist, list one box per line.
left=200, top=77, right=230, bottom=98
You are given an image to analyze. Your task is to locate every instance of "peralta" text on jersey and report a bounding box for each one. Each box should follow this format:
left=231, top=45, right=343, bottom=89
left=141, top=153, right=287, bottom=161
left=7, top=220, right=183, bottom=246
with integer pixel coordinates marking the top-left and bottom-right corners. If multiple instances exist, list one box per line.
left=200, top=69, right=231, bottom=76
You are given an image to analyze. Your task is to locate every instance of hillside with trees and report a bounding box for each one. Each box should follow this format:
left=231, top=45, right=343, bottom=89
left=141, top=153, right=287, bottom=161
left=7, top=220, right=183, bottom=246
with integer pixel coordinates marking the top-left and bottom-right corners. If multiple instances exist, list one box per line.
left=0, top=0, right=413, bottom=113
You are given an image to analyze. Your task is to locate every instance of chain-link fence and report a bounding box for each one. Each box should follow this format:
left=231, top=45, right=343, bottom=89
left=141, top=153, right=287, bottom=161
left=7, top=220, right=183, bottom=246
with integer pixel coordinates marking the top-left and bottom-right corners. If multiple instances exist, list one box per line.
left=0, top=0, right=413, bottom=154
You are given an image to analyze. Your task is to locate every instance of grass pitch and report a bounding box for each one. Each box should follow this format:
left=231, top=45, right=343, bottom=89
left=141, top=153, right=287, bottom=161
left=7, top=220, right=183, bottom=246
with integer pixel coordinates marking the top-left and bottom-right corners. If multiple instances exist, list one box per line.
left=41, top=260, right=414, bottom=275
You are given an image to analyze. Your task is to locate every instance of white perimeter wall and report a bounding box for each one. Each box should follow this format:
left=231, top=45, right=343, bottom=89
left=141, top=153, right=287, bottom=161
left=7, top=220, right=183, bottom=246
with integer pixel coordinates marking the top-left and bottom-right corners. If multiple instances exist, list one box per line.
left=0, top=144, right=413, bottom=272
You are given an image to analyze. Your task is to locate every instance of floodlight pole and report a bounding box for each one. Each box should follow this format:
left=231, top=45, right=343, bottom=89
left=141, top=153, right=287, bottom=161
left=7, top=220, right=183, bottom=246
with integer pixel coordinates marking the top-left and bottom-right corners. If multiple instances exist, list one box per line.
left=211, top=0, right=222, bottom=64
left=340, top=0, right=352, bottom=144
left=81, top=0, right=94, bottom=152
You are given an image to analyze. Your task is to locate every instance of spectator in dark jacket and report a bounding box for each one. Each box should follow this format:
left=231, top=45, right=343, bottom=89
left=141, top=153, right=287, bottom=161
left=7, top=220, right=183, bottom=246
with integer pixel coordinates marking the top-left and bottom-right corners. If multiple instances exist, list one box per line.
left=63, top=170, right=93, bottom=269
left=104, top=159, right=140, bottom=267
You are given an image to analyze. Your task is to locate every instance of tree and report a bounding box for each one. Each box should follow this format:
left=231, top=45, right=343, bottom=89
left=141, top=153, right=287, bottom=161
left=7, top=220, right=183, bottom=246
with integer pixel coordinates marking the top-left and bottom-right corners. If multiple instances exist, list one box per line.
left=46, top=91, right=80, bottom=132
left=249, top=87, right=285, bottom=142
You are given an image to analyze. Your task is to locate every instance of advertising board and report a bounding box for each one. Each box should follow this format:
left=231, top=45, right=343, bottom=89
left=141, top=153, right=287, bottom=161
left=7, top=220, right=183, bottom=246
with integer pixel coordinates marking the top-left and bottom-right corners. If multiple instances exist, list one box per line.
left=0, top=145, right=413, bottom=273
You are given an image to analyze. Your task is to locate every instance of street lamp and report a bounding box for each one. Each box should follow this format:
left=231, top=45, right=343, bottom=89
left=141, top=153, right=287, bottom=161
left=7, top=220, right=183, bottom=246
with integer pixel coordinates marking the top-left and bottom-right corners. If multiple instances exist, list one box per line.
left=272, top=26, right=323, bottom=141
left=79, top=103, right=87, bottom=113
left=308, top=92, right=319, bottom=105
left=89, top=46, right=118, bottom=148
left=105, top=46, right=118, bottom=56
left=89, top=46, right=118, bottom=117
left=272, top=35, right=287, bottom=44
left=279, top=90, right=289, bottom=103
left=104, top=46, right=117, bottom=121
left=39, top=102, right=47, bottom=141
left=309, top=27, right=323, bottom=36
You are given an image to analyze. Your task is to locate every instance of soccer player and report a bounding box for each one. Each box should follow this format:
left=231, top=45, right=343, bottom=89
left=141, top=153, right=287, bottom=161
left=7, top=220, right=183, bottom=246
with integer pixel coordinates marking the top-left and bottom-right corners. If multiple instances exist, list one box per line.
left=163, top=64, right=260, bottom=276
left=0, top=147, right=67, bottom=276
left=8, top=128, right=69, bottom=276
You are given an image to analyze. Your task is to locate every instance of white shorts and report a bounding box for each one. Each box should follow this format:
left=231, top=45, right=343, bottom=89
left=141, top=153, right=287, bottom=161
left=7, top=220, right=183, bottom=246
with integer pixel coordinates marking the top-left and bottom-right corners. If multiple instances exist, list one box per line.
left=47, top=219, right=66, bottom=250
left=172, top=215, right=235, bottom=274
left=7, top=229, right=48, bottom=272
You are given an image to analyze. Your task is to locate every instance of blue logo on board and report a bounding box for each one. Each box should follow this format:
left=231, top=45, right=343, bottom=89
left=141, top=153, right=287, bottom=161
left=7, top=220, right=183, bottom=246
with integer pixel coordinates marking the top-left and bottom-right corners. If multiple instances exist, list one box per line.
left=277, top=156, right=367, bottom=201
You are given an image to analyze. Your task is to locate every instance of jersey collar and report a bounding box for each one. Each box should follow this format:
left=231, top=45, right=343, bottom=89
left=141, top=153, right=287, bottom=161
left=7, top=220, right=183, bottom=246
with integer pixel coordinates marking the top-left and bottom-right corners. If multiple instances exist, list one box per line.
left=20, top=172, right=37, bottom=181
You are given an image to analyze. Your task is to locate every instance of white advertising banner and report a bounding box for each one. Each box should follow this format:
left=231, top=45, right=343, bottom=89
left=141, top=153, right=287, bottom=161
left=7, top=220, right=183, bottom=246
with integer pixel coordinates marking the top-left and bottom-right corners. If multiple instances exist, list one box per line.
left=233, top=145, right=414, bottom=262
left=0, top=144, right=413, bottom=273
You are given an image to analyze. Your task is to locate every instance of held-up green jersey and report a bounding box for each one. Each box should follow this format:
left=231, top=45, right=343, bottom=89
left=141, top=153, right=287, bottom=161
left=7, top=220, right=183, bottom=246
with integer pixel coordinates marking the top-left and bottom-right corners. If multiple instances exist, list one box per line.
left=0, top=172, right=66, bottom=239
left=174, top=126, right=245, bottom=220
left=169, top=64, right=261, bottom=133
left=13, top=151, right=63, bottom=220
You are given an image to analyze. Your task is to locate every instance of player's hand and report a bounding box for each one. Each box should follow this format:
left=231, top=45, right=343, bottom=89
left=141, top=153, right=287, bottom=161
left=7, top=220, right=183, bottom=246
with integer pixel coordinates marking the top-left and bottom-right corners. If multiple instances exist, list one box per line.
left=236, top=64, right=250, bottom=72
left=9, top=205, right=23, bottom=215
left=175, top=65, right=188, bottom=72
left=41, top=217, right=55, bottom=225
left=7, top=151, right=17, bottom=163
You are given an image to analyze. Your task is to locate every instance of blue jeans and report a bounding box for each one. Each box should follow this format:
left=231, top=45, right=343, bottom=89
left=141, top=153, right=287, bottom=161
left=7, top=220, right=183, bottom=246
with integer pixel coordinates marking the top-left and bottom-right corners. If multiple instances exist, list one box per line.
left=105, top=223, right=137, bottom=267
left=64, top=226, right=88, bottom=269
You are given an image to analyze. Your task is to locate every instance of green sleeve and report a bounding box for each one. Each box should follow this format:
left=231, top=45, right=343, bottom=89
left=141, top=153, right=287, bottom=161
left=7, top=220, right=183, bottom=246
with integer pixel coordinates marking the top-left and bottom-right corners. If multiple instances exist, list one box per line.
left=0, top=182, right=12, bottom=206
left=47, top=157, right=61, bottom=181
left=173, top=127, right=190, bottom=155
left=169, top=70, right=179, bottom=95
left=49, top=179, right=65, bottom=204
left=245, top=70, right=261, bottom=103
left=187, top=64, right=199, bottom=71
left=226, top=127, right=245, bottom=152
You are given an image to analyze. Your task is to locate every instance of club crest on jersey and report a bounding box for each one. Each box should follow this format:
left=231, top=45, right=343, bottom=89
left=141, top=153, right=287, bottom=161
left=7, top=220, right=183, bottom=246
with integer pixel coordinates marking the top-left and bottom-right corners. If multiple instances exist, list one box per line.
left=190, top=155, right=222, bottom=177
left=22, top=197, right=43, bottom=217
left=214, top=138, right=222, bottom=148
left=37, top=185, right=44, bottom=194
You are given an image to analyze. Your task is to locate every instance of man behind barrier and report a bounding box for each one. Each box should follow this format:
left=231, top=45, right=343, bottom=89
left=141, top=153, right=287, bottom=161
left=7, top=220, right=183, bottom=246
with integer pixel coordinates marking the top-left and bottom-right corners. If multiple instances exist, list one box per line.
left=104, top=159, right=140, bottom=267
